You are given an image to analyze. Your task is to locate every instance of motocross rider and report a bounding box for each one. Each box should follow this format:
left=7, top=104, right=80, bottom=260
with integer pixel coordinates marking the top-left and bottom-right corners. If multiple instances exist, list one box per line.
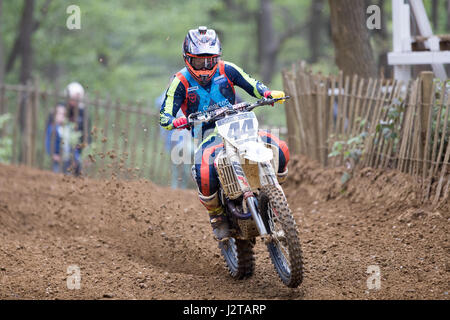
left=160, top=26, right=290, bottom=240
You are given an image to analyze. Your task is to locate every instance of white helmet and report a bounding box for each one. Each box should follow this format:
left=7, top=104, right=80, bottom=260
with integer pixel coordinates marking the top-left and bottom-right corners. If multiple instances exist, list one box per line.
left=65, top=82, right=85, bottom=101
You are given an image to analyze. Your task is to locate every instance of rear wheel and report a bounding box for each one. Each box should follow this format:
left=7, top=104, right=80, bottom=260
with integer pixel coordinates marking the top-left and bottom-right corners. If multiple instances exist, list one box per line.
left=259, top=185, right=303, bottom=288
left=219, top=238, right=255, bottom=279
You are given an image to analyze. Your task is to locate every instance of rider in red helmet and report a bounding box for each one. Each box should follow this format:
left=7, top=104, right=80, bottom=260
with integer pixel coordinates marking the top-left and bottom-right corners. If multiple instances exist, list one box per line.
left=160, top=26, right=288, bottom=240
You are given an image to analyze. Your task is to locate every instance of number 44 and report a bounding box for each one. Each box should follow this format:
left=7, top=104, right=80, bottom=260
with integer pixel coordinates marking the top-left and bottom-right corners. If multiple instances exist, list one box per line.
left=227, top=119, right=255, bottom=139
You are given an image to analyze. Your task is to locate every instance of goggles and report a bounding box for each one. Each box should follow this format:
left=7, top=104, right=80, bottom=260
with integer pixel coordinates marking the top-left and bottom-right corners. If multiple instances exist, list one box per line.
left=187, top=54, right=219, bottom=70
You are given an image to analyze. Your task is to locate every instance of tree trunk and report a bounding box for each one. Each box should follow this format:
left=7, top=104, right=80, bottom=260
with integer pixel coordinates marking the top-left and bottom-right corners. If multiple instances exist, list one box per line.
left=0, top=0, right=4, bottom=84
left=328, top=0, right=377, bottom=78
left=377, top=0, right=390, bottom=78
left=257, top=0, right=277, bottom=84
left=432, top=0, right=439, bottom=31
left=17, top=0, right=35, bottom=163
left=6, top=1, right=51, bottom=76
left=228, top=0, right=301, bottom=85
left=379, top=0, right=387, bottom=40
left=19, top=0, right=34, bottom=85
left=308, top=0, right=325, bottom=63
left=447, top=0, right=450, bottom=31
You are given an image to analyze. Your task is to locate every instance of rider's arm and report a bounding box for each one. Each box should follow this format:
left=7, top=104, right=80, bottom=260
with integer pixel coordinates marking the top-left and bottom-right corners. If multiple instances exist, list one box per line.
left=160, top=75, right=187, bottom=130
left=223, top=61, right=270, bottom=99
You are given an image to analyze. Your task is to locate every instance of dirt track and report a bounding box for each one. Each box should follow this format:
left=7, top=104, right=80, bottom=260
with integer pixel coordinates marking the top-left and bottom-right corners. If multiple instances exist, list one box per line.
left=0, top=157, right=448, bottom=300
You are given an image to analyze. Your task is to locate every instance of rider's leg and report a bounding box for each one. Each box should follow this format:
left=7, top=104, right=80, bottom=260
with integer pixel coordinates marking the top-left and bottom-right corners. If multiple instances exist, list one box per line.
left=193, top=133, right=229, bottom=239
left=258, top=130, right=290, bottom=185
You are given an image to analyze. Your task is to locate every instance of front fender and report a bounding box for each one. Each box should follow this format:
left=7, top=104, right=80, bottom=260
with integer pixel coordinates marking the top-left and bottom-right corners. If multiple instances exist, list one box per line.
left=238, top=141, right=273, bottom=163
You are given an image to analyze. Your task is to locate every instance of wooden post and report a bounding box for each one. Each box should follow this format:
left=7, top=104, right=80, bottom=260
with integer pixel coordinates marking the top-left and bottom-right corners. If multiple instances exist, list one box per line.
left=40, top=90, right=48, bottom=170
left=34, top=81, right=46, bottom=170
left=0, top=84, right=5, bottom=115
left=419, top=71, right=434, bottom=177
left=282, top=70, right=300, bottom=155
left=363, top=79, right=391, bottom=168
left=12, top=88, right=22, bottom=164
left=140, top=113, right=150, bottom=179
left=91, top=93, right=101, bottom=178
left=374, top=80, right=399, bottom=169
left=0, top=84, right=6, bottom=139
left=299, top=72, right=311, bottom=159
left=350, top=77, right=365, bottom=138
left=284, top=91, right=299, bottom=154
left=433, top=132, right=450, bottom=206
left=48, top=90, right=59, bottom=172
left=101, top=98, right=112, bottom=178
left=25, top=81, right=33, bottom=166
left=425, top=84, right=445, bottom=198
left=130, top=101, right=142, bottom=178
left=113, top=99, right=121, bottom=154
left=316, top=74, right=328, bottom=166
left=346, top=75, right=358, bottom=136
left=311, top=74, right=322, bottom=164
left=433, top=95, right=450, bottom=176
left=122, top=102, right=132, bottom=179
left=291, top=69, right=307, bottom=154
left=30, top=79, right=38, bottom=167
left=409, top=80, right=422, bottom=175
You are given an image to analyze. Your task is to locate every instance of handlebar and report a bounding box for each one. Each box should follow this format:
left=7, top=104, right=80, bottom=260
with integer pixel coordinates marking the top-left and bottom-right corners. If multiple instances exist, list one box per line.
left=178, top=96, right=290, bottom=129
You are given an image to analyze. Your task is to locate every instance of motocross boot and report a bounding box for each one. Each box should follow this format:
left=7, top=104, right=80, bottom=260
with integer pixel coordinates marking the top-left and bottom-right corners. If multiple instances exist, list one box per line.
left=198, top=191, right=230, bottom=240
left=277, top=167, right=289, bottom=185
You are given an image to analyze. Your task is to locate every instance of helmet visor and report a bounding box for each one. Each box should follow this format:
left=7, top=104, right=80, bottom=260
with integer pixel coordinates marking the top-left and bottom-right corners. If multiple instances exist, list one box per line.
left=188, top=54, right=219, bottom=70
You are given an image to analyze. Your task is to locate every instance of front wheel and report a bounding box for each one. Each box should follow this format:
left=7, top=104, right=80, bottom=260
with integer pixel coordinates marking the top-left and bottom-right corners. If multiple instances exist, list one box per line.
left=259, top=185, right=303, bottom=288
left=219, top=238, right=255, bottom=280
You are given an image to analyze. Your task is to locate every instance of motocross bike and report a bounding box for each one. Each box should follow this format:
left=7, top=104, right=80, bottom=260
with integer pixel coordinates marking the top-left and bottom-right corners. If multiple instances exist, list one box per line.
left=183, top=96, right=303, bottom=288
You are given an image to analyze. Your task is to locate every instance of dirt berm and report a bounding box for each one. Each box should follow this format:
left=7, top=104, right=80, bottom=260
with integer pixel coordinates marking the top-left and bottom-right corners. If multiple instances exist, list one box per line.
left=0, top=156, right=448, bottom=299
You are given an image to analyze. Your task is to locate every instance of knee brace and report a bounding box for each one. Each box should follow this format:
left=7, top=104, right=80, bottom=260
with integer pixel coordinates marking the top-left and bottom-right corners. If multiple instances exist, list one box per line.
left=277, top=167, right=288, bottom=185
left=198, top=191, right=223, bottom=215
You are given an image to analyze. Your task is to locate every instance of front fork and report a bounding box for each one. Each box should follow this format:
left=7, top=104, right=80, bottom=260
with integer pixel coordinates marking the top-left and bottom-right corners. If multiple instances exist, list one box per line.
left=224, top=141, right=280, bottom=238
left=245, top=195, right=268, bottom=236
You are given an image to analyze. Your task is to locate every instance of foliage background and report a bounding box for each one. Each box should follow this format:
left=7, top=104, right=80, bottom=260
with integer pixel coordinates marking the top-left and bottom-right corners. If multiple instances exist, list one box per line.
left=2, top=0, right=450, bottom=128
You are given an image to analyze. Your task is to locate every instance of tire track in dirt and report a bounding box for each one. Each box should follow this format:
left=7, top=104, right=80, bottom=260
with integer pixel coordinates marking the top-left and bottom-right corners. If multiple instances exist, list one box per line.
left=0, top=159, right=448, bottom=299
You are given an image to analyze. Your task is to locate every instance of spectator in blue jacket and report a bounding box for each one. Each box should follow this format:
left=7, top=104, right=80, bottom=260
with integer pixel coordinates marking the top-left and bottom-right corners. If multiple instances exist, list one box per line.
left=45, top=82, right=91, bottom=175
left=45, top=104, right=82, bottom=174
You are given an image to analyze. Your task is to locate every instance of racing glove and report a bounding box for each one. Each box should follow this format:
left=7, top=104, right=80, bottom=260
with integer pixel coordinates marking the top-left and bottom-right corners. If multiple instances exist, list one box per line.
left=173, top=116, right=188, bottom=129
left=264, top=90, right=286, bottom=104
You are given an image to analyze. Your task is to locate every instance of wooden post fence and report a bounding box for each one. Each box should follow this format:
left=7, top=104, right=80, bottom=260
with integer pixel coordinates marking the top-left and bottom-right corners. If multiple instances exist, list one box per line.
left=282, top=62, right=449, bottom=207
